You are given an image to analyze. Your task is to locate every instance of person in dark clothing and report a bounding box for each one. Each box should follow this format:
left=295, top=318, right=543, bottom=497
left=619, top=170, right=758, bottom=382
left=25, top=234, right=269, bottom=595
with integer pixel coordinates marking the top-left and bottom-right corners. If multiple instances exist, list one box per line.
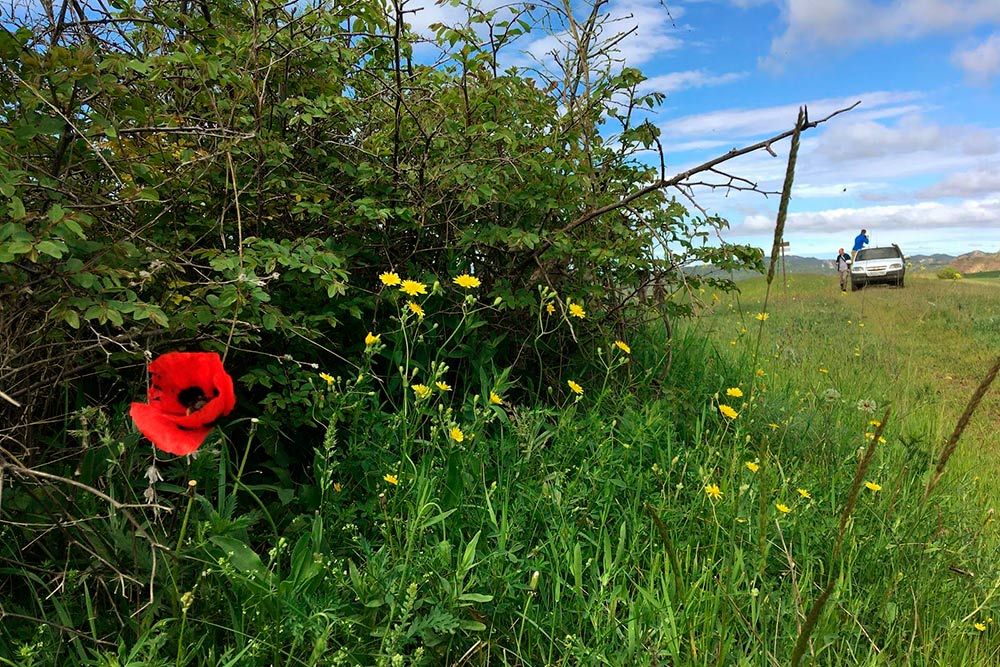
left=835, top=247, right=852, bottom=292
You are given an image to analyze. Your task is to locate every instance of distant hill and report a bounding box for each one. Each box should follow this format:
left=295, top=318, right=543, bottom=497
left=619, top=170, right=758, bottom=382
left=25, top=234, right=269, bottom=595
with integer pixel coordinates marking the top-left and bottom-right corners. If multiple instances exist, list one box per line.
left=949, top=250, right=1000, bottom=274
left=690, top=250, right=992, bottom=280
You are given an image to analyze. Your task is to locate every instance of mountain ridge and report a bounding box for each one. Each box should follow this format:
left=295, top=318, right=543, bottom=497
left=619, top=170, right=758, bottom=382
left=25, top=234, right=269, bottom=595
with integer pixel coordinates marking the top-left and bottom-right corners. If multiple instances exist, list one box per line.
left=694, top=249, right=1000, bottom=278
left=770, top=249, right=1000, bottom=273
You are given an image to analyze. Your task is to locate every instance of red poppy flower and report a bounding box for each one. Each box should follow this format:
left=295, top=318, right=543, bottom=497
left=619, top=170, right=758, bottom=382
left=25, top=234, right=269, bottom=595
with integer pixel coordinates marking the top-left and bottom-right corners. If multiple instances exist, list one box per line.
left=130, top=352, right=236, bottom=456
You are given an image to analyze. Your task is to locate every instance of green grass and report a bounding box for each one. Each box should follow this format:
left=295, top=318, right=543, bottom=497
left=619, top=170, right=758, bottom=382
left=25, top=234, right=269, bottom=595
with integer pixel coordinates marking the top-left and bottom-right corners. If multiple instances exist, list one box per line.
left=3, top=273, right=1000, bottom=666
left=704, top=272, right=1000, bottom=494
left=964, top=270, right=1000, bottom=280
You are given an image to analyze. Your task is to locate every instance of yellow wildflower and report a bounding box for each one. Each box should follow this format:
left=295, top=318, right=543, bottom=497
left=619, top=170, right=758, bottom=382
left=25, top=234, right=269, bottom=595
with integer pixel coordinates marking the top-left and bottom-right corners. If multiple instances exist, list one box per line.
left=797, top=488, right=811, bottom=498
left=776, top=503, right=791, bottom=514
left=383, top=474, right=398, bottom=486
left=718, top=404, right=738, bottom=419
left=319, top=372, right=335, bottom=386
left=450, top=426, right=464, bottom=442
left=755, top=312, right=769, bottom=321
left=333, top=483, right=343, bottom=493
left=744, top=461, right=760, bottom=473
left=379, top=272, right=401, bottom=286
left=768, top=422, right=779, bottom=430
left=567, top=380, right=583, bottom=395
left=436, top=381, right=451, bottom=392
left=704, top=484, right=722, bottom=500
left=411, top=384, right=431, bottom=399
left=614, top=340, right=631, bottom=354
left=756, top=369, right=765, bottom=377
left=489, top=391, right=504, bottom=405
left=407, top=301, right=425, bottom=318
left=726, top=387, right=743, bottom=398
left=546, top=303, right=555, bottom=314
left=869, top=420, right=881, bottom=427
left=975, top=622, right=987, bottom=632
left=864, top=481, right=882, bottom=492
left=568, top=303, right=586, bottom=319
left=365, top=331, right=380, bottom=346
left=818, top=368, right=829, bottom=374
left=399, top=280, right=427, bottom=296
left=453, top=274, right=480, bottom=289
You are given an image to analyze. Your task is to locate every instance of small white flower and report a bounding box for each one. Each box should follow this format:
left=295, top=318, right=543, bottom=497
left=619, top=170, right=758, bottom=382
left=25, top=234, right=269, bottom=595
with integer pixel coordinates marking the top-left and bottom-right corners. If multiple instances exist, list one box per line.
left=144, top=464, right=163, bottom=484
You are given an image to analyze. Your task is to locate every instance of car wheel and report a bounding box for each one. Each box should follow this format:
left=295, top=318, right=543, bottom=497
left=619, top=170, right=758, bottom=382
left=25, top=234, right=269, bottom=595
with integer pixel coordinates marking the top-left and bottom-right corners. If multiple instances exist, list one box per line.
left=897, top=277, right=905, bottom=288
left=851, top=282, right=862, bottom=291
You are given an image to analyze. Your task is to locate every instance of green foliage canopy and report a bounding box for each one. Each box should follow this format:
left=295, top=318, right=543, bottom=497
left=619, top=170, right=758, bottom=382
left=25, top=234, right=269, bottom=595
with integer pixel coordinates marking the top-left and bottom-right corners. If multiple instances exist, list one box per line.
left=0, top=0, right=764, bottom=453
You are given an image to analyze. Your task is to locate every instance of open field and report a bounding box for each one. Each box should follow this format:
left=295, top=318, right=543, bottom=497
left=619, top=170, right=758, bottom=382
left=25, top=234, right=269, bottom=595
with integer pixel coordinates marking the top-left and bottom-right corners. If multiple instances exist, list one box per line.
left=699, top=272, right=1000, bottom=496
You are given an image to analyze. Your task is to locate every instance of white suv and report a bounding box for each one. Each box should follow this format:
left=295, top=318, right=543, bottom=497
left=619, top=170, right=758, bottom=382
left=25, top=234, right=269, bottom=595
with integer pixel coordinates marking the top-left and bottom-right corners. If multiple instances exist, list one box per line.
left=851, top=244, right=905, bottom=290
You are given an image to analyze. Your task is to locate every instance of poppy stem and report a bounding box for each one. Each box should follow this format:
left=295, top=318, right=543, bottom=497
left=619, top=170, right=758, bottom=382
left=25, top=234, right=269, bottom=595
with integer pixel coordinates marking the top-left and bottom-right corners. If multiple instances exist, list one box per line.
left=175, top=479, right=198, bottom=558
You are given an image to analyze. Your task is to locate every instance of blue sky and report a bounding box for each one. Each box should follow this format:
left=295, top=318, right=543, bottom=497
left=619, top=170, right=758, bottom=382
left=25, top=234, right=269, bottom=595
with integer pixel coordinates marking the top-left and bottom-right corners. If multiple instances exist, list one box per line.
left=414, top=0, right=1000, bottom=258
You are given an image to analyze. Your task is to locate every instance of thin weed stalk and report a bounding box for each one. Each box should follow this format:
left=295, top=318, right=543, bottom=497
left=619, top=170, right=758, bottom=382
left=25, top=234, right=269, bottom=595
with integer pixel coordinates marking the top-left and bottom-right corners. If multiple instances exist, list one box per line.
left=924, top=355, right=1000, bottom=499
left=748, top=106, right=805, bottom=396
left=790, top=408, right=891, bottom=667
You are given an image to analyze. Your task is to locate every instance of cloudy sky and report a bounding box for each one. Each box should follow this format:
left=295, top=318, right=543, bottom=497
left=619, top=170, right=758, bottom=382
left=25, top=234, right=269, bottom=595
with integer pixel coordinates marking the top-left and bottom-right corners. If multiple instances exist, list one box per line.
left=414, top=0, right=1000, bottom=258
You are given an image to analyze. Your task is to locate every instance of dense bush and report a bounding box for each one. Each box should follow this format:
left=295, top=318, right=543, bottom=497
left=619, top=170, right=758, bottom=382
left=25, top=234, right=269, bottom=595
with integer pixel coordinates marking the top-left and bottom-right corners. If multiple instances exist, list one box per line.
left=0, top=0, right=764, bottom=461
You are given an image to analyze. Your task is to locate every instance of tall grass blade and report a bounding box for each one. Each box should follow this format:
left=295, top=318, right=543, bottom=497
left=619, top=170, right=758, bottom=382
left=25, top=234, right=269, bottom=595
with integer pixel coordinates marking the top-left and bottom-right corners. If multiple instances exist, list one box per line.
left=924, top=356, right=1000, bottom=499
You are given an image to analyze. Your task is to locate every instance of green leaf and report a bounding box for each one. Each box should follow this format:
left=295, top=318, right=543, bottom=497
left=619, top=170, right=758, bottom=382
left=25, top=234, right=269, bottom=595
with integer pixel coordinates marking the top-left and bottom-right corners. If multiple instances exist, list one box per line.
left=36, top=240, right=64, bottom=259
left=63, top=310, right=80, bottom=329
left=8, top=197, right=25, bottom=220
left=147, top=306, right=169, bottom=327
left=47, top=203, right=66, bottom=223
left=4, top=241, right=32, bottom=255
left=60, top=218, right=86, bottom=239
left=83, top=305, right=105, bottom=323
left=209, top=536, right=269, bottom=581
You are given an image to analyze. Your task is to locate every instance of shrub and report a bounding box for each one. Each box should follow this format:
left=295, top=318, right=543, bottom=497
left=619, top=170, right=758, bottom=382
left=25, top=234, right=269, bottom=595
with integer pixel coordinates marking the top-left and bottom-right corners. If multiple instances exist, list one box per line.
left=936, top=266, right=963, bottom=280
left=0, top=0, right=764, bottom=462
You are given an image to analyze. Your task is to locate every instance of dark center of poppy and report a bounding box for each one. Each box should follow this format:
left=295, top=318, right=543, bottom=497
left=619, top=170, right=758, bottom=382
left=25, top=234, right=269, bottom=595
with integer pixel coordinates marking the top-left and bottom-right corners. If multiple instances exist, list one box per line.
left=177, top=386, right=209, bottom=414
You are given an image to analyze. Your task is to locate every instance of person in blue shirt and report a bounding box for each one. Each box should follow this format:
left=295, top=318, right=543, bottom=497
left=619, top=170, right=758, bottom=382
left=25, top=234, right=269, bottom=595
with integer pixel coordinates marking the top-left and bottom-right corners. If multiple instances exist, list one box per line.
left=852, top=229, right=869, bottom=260
left=835, top=247, right=852, bottom=292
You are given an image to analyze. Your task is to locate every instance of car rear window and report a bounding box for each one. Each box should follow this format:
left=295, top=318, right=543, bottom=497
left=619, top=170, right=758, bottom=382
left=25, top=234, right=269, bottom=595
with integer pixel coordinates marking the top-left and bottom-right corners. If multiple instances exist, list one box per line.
left=856, top=248, right=902, bottom=260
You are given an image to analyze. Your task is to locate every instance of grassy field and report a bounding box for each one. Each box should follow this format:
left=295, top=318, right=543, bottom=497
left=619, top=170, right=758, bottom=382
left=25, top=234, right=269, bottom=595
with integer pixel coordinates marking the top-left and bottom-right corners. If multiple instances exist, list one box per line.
left=701, top=272, right=1000, bottom=492
left=4, top=272, right=1000, bottom=666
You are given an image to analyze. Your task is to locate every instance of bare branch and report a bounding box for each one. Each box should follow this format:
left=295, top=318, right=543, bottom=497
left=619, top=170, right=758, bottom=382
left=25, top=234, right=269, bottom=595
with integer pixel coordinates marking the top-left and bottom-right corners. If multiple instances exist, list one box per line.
left=541, top=101, right=860, bottom=251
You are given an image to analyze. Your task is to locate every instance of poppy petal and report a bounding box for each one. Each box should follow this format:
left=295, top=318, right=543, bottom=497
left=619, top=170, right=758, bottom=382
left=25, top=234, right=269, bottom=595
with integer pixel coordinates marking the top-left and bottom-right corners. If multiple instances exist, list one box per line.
left=170, top=390, right=235, bottom=430
left=130, top=402, right=213, bottom=456
left=131, top=351, right=236, bottom=456
left=147, top=352, right=234, bottom=415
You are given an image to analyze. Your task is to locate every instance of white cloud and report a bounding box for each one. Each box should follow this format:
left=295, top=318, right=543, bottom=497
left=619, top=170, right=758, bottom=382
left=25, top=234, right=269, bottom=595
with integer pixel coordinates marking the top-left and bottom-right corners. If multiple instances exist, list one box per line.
left=660, top=90, right=922, bottom=142
left=918, top=164, right=1000, bottom=198
left=515, top=0, right=685, bottom=72
left=816, top=116, right=1000, bottom=162
left=952, top=33, right=1000, bottom=83
left=639, top=69, right=746, bottom=95
left=737, top=197, right=1000, bottom=233
left=762, top=0, right=1000, bottom=67
left=792, top=182, right=879, bottom=198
